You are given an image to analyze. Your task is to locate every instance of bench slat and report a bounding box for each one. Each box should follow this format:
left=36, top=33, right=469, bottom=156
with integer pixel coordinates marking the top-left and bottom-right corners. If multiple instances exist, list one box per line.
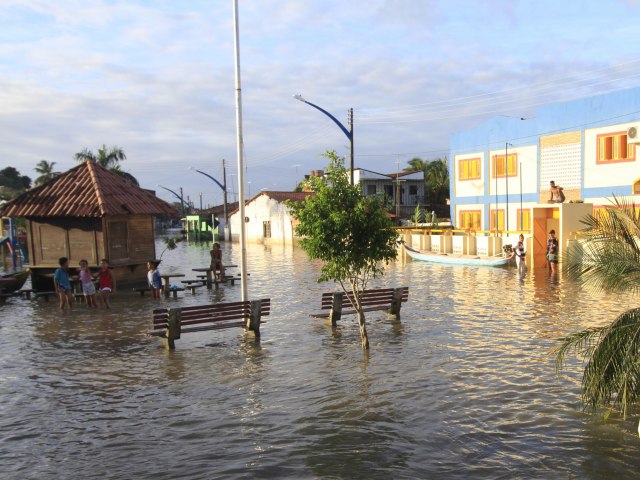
left=151, top=300, right=270, bottom=329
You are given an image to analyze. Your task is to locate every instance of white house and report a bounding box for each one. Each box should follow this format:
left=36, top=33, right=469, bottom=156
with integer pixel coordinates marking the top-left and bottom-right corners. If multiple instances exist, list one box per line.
left=229, top=191, right=314, bottom=244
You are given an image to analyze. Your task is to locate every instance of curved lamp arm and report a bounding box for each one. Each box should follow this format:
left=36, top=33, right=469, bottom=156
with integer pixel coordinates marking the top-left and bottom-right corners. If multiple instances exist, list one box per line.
left=156, top=184, right=182, bottom=202
left=293, top=94, right=352, bottom=141
left=189, top=167, right=226, bottom=192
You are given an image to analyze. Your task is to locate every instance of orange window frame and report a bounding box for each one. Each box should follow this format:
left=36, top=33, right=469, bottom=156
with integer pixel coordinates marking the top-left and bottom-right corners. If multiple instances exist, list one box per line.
left=459, top=210, right=481, bottom=230
left=492, top=153, right=518, bottom=178
left=489, top=209, right=505, bottom=231
left=516, top=208, right=531, bottom=231
left=596, top=131, right=636, bottom=164
left=458, top=157, right=481, bottom=181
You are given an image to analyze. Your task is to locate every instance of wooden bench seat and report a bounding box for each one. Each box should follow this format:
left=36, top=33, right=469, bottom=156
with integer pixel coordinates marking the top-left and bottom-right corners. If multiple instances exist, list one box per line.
left=150, top=298, right=271, bottom=349
left=183, top=284, right=203, bottom=294
left=313, top=287, right=409, bottom=325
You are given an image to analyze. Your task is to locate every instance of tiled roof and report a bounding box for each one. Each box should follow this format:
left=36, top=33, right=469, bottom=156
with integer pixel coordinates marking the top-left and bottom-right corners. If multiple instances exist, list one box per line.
left=0, top=161, right=177, bottom=218
left=262, top=191, right=315, bottom=202
left=228, top=191, right=314, bottom=216
left=200, top=202, right=240, bottom=216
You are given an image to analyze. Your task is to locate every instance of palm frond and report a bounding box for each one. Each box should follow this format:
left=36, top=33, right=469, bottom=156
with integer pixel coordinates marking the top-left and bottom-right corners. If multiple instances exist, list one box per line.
left=556, top=308, right=640, bottom=417
left=567, top=196, right=640, bottom=295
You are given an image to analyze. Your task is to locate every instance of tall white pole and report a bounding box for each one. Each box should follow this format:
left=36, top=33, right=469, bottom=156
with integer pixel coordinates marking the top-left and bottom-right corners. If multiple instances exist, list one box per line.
left=232, top=0, right=248, bottom=301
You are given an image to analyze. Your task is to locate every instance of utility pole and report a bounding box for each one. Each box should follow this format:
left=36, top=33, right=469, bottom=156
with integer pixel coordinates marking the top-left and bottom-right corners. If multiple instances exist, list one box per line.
left=349, top=108, right=354, bottom=185
left=180, top=187, right=185, bottom=218
left=222, top=158, right=229, bottom=241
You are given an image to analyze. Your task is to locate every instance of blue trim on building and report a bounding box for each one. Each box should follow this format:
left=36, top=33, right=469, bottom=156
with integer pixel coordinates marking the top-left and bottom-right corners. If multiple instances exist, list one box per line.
left=449, top=87, right=640, bottom=224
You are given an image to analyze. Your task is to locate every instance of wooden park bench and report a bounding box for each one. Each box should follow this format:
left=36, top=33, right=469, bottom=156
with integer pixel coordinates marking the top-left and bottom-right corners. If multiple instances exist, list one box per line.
left=313, top=287, right=409, bottom=326
left=150, top=298, right=271, bottom=349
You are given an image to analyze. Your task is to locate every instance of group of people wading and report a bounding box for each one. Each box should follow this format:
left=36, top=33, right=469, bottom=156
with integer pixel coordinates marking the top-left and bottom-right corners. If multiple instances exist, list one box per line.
left=510, top=180, right=563, bottom=275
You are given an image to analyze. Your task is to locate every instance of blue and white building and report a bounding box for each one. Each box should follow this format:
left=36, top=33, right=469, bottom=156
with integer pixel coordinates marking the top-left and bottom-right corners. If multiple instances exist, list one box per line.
left=449, top=87, right=640, bottom=234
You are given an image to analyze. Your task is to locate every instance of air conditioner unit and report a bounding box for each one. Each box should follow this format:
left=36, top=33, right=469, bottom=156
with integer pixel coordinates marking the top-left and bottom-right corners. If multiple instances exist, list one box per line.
left=628, top=125, right=640, bottom=144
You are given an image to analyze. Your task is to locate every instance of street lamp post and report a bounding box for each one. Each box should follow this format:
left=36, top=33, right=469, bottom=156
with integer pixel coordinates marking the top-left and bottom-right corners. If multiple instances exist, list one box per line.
left=519, top=160, right=523, bottom=231
left=293, top=94, right=354, bottom=185
left=505, top=142, right=512, bottom=232
left=157, top=184, right=185, bottom=218
left=189, top=162, right=230, bottom=241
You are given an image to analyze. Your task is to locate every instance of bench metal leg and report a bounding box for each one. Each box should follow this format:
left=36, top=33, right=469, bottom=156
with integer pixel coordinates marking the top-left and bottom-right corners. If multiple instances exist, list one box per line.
left=329, top=292, right=344, bottom=326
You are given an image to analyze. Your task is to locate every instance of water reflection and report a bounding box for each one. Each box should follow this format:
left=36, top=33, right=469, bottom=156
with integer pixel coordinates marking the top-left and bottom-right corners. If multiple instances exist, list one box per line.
left=1, top=239, right=640, bottom=479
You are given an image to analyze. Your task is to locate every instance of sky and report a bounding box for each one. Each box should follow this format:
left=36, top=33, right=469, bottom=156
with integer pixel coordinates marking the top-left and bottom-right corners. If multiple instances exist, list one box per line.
left=2, top=0, right=640, bottom=208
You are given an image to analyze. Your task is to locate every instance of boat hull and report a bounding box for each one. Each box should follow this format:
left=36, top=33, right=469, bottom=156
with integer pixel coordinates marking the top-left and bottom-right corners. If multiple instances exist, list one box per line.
left=0, top=269, right=30, bottom=293
left=403, top=245, right=509, bottom=267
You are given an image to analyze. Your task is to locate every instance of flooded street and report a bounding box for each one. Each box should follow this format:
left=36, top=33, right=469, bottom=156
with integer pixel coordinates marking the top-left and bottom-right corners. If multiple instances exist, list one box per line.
left=1, top=239, right=639, bottom=479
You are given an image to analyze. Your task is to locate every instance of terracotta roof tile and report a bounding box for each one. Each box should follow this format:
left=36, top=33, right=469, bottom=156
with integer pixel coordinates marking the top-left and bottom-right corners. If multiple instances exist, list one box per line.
left=0, top=161, right=177, bottom=218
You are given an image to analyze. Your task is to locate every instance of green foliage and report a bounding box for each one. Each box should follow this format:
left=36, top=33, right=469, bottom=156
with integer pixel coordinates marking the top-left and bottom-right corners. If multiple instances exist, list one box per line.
left=555, top=197, right=640, bottom=419
left=295, top=175, right=323, bottom=193
left=404, top=156, right=450, bottom=205
left=75, top=144, right=138, bottom=185
left=288, top=151, right=399, bottom=349
left=0, top=167, right=32, bottom=200
left=34, top=160, right=60, bottom=186
left=159, top=236, right=182, bottom=260
left=412, top=204, right=424, bottom=224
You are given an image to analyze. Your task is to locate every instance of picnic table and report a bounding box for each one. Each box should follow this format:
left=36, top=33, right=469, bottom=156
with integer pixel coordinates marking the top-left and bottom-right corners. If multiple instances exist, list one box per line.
left=192, top=265, right=239, bottom=290
left=161, top=273, right=185, bottom=298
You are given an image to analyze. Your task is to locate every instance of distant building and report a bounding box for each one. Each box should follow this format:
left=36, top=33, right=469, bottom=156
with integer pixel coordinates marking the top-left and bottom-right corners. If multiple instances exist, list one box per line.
left=301, top=167, right=426, bottom=220
left=229, top=191, right=314, bottom=244
left=0, top=161, right=176, bottom=289
left=449, top=87, right=640, bottom=232
left=354, top=168, right=425, bottom=220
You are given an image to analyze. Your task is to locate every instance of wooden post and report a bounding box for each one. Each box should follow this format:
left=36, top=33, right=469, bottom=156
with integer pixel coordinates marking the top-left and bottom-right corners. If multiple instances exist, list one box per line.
left=246, top=299, right=261, bottom=339
left=389, top=287, right=403, bottom=318
left=329, top=292, right=343, bottom=326
left=163, top=308, right=181, bottom=350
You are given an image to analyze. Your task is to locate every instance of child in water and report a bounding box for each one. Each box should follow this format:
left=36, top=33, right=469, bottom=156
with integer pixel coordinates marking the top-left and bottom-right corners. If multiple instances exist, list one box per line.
left=96, top=258, right=116, bottom=308
left=78, top=259, right=98, bottom=308
left=147, top=261, right=162, bottom=299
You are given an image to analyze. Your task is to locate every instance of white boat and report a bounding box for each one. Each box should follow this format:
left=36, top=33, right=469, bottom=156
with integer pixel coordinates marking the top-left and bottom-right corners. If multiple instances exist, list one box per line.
left=403, top=244, right=510, bottom=267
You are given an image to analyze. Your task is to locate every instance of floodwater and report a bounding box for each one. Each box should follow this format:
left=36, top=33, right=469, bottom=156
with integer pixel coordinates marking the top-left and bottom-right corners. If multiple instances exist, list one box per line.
left=1, top=239, right=639, bottom=479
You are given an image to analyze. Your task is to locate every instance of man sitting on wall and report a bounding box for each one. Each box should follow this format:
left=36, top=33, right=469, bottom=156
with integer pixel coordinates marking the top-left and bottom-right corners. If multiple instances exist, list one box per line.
left=548, top=180, right=565, bottom=203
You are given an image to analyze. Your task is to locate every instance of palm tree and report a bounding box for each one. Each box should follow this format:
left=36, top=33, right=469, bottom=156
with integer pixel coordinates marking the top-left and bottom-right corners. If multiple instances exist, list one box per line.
left=74, top=145, right=138, bottom=185
left=75, top=144, right=126, bottom=168
left=555, top=197, right=640, bottom=420
left=34, top=160, right=60, bottom=186
left=426, top=157, right=449, bottom=205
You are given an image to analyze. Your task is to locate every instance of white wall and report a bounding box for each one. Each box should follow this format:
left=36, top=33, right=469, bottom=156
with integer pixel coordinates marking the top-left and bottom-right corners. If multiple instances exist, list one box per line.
left=229, top=195, right=296, bottom=244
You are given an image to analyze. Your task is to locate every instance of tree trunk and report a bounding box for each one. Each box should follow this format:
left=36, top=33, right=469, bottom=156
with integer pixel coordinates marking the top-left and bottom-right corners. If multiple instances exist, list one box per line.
left=357, top=310, right=369, bottom=350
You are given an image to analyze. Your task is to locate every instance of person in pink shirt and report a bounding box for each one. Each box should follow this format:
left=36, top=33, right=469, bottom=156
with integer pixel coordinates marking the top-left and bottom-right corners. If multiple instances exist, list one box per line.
left=78, top=259, right=97, bottom=308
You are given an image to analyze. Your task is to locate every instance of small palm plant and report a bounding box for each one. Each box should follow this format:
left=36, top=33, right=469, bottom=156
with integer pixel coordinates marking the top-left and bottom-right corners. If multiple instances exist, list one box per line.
left=555, top=197, right=640, bottom=421
left=158, top=236, right=182, bottom=261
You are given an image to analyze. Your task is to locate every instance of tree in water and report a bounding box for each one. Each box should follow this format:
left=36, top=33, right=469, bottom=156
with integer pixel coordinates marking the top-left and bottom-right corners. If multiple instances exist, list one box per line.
left=288, top=151, right=399, bottom=350
left=74, top=144, right=139, bottom=185
left=555, top=197, right=640, bottom=422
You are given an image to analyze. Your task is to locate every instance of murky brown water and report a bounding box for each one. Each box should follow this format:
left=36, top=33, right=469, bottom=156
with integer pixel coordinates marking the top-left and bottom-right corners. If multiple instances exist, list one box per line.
left=1, top=239, right=639, bottom=479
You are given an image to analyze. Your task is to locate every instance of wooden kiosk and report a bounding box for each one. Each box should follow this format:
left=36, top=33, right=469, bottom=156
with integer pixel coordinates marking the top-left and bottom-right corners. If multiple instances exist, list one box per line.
left=0, top=161, right=177, bottom=290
